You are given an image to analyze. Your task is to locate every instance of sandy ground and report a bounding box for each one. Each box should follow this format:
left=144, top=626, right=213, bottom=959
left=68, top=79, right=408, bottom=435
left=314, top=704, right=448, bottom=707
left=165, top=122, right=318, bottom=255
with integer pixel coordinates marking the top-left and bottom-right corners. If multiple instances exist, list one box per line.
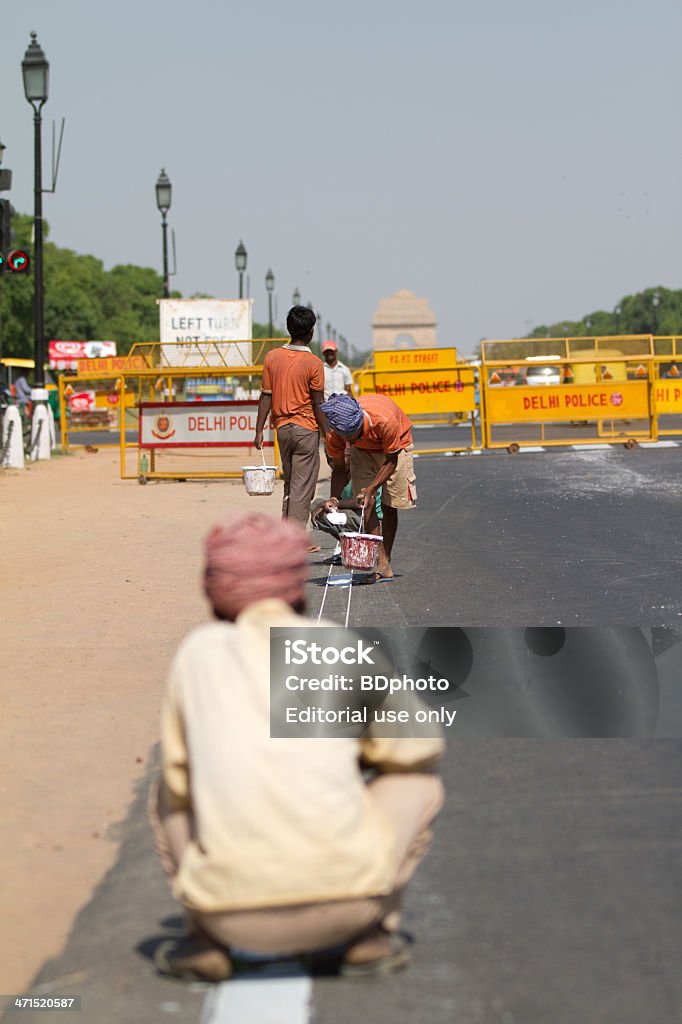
left=0, top=449, right=286, bottom=994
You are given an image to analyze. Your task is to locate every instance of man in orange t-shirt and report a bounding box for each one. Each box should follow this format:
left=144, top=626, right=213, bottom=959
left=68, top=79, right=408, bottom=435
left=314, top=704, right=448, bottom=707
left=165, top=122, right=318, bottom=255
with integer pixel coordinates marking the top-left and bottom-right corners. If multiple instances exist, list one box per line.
left=254, top=306, right=326, bottom=539
left=322, top=393, right=417, bottom=582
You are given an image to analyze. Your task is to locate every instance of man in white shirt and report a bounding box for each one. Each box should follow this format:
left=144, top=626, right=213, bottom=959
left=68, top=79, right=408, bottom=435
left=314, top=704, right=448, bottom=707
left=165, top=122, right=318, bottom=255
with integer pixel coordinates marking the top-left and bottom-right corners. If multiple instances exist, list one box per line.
left=322, top=340, right=353, bottom=399
left=150, top=513, right=444, bottom=983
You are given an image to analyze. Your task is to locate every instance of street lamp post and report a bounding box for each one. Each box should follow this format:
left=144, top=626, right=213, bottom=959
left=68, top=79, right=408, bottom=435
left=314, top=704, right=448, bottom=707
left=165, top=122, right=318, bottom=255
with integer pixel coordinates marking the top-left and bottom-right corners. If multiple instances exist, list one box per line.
left=265, top=268, right=275, bottom=336
left=293, top=287, right=301, bottom=306
left=614, top=305, right=622, bottom=334
left=22, top=31, right=49, bottom=389
left=155, top=169, right=172, bottom=298
left=235, top=240, right=247, bottom=299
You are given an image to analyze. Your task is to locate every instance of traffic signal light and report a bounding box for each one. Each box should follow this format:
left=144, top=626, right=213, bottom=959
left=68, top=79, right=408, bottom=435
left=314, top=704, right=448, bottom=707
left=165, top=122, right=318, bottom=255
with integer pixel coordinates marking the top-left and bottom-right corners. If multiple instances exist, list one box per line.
left=0, top=198, right=14, bottom=249
left=0, top=200, right=23, bottom=274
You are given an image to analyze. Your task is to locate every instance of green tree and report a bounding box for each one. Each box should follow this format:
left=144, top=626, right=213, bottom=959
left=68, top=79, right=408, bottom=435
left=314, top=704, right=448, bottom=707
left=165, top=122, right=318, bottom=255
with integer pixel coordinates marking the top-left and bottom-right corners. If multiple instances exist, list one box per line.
left=0, top=212, right=286, bottom=359
left=530, top=287, right=682, bottom=339
left=0, top=212, right=172, bottom=358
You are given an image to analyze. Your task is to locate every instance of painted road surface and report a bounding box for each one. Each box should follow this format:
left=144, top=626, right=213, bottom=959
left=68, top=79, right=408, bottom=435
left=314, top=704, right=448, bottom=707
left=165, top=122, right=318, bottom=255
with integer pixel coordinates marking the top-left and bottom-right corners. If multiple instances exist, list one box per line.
left=5, top=448, right=682, bottom=1023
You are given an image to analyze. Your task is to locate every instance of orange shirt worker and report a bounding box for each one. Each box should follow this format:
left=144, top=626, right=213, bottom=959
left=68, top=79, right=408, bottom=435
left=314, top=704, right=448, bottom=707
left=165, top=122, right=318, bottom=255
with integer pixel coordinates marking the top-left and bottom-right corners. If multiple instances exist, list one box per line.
left=254, top=306, right=326, bottom=542
left=323, top=393, right=417, bottom=582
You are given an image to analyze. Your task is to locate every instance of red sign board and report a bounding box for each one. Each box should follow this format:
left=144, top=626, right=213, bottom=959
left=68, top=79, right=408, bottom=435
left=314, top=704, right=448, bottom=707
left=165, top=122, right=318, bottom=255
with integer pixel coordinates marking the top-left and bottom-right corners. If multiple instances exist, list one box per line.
left=49, top=340, right=117, bottom=370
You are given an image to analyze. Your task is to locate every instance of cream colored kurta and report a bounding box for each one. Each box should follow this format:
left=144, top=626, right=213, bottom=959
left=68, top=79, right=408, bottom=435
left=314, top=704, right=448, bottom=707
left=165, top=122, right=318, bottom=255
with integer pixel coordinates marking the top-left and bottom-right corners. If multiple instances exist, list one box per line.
left=160, top=599, right=444, bottom=912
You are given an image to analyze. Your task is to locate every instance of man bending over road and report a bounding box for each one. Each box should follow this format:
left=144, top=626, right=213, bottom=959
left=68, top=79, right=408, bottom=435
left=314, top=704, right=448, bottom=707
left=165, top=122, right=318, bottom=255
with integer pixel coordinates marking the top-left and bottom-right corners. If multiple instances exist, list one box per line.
left=322, top=392, right=417, bottom=583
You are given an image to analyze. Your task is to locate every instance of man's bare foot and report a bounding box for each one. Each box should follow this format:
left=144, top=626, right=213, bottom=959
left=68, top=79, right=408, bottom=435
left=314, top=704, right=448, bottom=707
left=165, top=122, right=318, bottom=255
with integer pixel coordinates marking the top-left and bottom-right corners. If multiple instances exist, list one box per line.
left=341, top=926, right=410, bottom=977
left=154, top=933, right=233, bottom=982
left=358, top=570, right=395, bottom=585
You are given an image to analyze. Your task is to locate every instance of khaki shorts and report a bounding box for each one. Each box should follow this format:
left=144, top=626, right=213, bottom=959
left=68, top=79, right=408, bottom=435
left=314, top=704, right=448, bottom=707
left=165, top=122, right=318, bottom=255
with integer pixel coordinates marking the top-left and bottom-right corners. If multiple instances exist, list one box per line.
left=349, top=445, right=417, bottom=510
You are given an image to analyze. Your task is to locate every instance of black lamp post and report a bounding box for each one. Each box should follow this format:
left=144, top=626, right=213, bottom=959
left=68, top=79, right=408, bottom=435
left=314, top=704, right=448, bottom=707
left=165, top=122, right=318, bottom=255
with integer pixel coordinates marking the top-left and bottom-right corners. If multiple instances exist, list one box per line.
left=293, top=287, right=301, bottom=306
left=652, top=291, right=660, bottom=333
left=266, top=268, right=275, bottom=336
left=155, top=169, right=172, bottom=298
left=614, top=304, right=622, bottom=334
left=22, top=31, right=49, bottom=389
left=235, top=240, right=247, bottom=299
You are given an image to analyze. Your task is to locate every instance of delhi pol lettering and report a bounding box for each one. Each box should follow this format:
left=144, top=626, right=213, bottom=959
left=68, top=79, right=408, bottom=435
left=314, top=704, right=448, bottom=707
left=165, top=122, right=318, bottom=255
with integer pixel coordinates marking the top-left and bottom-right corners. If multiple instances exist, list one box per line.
left=655, top=387, right=682, bottom=402
left=188, top=414, right=257, bottom=432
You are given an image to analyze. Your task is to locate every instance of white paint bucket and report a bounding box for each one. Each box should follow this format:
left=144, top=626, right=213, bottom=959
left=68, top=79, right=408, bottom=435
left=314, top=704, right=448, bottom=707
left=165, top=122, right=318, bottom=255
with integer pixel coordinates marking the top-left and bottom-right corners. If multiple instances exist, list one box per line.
left=242, top=466, right=276, bottom=495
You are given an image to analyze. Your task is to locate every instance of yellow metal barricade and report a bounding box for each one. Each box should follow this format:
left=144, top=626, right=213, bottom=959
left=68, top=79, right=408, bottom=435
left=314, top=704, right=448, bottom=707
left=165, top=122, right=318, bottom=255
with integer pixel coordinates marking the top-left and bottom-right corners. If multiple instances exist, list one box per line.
left=480, top=337, right=657, bottom=448
left=652, top=337, right=682, bottom=436
left=116, top=366, right=281, bottom=482
left=353, top=348, right=479, bottom=452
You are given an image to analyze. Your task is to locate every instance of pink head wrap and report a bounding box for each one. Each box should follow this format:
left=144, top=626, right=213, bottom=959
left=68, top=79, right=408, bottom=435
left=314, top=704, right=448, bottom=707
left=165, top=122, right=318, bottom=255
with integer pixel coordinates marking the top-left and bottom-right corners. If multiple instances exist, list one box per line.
left=203, top=513, right=310, bottom=619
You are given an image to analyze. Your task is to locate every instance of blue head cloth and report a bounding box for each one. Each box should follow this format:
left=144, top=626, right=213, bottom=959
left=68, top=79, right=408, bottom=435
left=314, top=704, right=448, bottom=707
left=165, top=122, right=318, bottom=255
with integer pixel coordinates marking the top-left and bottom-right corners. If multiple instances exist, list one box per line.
left=321, top=393, right=364, bottom=436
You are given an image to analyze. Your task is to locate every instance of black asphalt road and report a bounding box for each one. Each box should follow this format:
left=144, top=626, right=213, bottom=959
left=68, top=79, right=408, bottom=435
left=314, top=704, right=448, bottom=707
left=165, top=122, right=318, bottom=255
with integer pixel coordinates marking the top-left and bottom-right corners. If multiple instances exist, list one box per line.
left=5, top=446, right=682, bottom=1024
left=6, top=743, right=680, bottom=1024
left=311, top=446, right=682, bottom=627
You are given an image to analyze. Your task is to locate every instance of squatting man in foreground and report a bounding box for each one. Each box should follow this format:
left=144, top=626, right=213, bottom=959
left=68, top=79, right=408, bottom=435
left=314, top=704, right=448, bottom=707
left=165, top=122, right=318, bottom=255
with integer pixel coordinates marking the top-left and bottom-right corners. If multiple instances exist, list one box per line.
left=150, top=513, right=444, bottom=982
left=321, top=392, right=417, bottom=582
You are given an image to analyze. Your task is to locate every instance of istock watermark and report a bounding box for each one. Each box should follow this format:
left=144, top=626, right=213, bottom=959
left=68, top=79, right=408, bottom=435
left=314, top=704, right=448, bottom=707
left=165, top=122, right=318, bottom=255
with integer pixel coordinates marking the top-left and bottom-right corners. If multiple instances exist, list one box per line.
left=269, top=627, right=676, bottom=739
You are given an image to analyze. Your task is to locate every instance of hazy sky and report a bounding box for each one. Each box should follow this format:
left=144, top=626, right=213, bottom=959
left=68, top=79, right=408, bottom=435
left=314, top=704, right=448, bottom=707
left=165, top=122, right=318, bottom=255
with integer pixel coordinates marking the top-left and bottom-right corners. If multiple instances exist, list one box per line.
left=2, top=0, right=681, bottom=356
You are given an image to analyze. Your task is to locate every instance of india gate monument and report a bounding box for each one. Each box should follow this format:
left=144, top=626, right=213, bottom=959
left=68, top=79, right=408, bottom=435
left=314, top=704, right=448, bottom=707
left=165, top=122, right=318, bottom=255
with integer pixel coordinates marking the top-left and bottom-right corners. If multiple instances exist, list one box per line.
left=371, top=289, right=437, bottom=350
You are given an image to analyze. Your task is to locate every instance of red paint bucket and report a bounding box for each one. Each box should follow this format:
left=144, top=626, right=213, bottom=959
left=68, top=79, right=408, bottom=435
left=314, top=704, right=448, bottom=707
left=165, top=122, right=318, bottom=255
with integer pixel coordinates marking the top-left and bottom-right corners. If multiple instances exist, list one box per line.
left=340, top=531, right=382, bottom=570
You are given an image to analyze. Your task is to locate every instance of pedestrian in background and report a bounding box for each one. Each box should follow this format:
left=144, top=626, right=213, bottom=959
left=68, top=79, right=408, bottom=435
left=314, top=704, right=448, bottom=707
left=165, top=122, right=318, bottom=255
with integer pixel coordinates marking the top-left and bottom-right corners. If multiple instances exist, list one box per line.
left=150, top=513, right=444, bottom=982
left=254, top=306, right=327, bottom=550
left=14, top=372, right=32, bottom=411
left=321, top=339, right=353, bottom=400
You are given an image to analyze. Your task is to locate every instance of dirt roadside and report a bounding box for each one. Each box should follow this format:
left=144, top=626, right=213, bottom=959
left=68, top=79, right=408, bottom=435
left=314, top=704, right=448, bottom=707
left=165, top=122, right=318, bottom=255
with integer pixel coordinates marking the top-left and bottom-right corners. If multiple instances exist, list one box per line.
left=0, top=449, right=287, bottom=994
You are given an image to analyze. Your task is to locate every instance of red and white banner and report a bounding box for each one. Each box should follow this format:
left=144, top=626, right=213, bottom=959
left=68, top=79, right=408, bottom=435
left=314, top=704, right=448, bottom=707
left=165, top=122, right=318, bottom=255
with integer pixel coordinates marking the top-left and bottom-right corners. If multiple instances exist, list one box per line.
left=139, top=401, right=274, bottom=448
left=49, top=340, right=117, bottom=370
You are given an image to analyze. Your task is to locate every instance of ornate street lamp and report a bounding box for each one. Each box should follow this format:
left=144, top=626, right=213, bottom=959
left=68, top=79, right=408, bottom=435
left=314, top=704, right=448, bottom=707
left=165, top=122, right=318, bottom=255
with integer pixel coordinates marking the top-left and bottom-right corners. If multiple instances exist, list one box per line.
left=235, top=240, right=247, bottom=299
left=155, top=169, right=172, bottom=298
left=265, top=268, right=275, bottom=336
left=293, top=287, right=301, bottom=306
left=22, top=31, right=49, bottom=389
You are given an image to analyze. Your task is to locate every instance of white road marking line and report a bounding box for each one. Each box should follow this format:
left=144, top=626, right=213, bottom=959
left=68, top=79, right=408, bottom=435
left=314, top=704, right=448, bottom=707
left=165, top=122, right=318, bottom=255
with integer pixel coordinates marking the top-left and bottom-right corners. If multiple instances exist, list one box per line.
left=639, top=440, right=679, bottom=448
left=316, top=542, right=342, bottom=622
left=201, top=973, right=312, bottom=1024
left=327, top=574, right=353, bottom=586
left=571, top=443, right=612, bottom=450
left=516, top=446, right=545, bottom=452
